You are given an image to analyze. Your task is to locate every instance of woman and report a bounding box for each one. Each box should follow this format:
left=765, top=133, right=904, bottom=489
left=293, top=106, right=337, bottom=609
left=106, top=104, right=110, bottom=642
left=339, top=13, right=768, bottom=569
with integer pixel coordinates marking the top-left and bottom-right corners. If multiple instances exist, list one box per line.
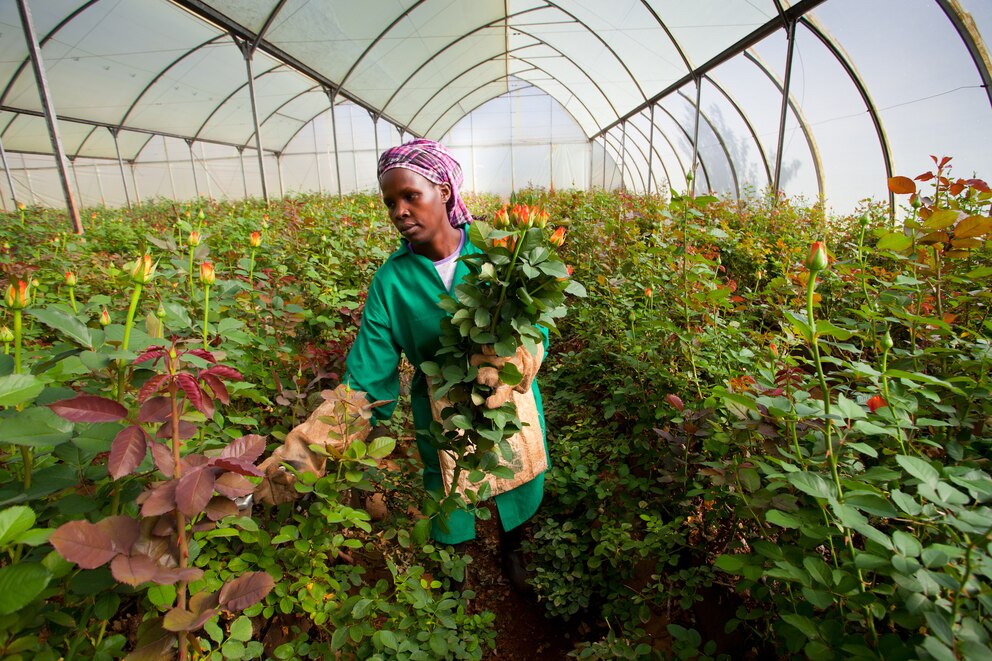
left=344, top=140, right=548, bottom=589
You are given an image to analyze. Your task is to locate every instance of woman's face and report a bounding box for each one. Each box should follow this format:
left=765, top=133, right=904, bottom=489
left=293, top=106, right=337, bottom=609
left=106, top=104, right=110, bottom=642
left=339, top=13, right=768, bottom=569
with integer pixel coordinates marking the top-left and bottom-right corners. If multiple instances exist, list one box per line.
left=379, top=168, right=451, bottom=246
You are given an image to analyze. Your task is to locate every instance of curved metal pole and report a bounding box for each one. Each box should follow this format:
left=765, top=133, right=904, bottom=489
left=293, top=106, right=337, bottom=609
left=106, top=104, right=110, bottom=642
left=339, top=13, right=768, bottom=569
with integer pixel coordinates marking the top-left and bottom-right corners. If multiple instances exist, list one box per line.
left=936, top=0, right=992, bottom=110
left=676, top=90, right=740, bottom=198
left=744, top=50, right=824, bottom=200
left=0, top=137, right=18, bottom=207
left=109, top=127, right=132, bottom=210
left=702, top=73, right=773, bottom=187
left=326, top=89, right=342, bottom=197
left=619, top=121, right=626, bottom=189
left=801, top=17, right=894, bottom=218
left=378, top=6, right=548, bottom=117
left=690, top=78, right=702, bottom=195
left=647, top=105, right=654, bottom=194
left=642, top=110, right=687, bottom=191
left=16, top=0, right=80, bottom=232
left=238, top=38, right=268, bottom=202
left=654, top=102, right=711, bottom=192
left=773, top=19, right=797, bottom=199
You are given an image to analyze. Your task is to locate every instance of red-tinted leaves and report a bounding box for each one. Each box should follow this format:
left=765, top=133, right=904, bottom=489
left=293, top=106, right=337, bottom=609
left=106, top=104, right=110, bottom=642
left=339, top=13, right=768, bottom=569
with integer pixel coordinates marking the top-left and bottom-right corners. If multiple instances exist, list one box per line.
left=139, top=396, right=171, bottom=423
left=214, top=473, right=254, bottom=499
left=176, top=469, right=216, bottom=517
left=139, top=374, right=169, bottom=402
left=211, top=458, right=263, bottom=477
left=141, top=481, right=178, bottom=517
left=50, top=520, right=118, bottom=569
left=176, top=373, right=208, bottom=415
left=200, top=365, right=243, bottom=382
left=887, top=176, right=916, bottom=195
left=185, top=349, right=217, bottom=364
left=916, top=171, right=935, bottom=182
left=205, top=497, right=238, bottom=521
left=48, top=395, right=127, bottom=423
left=153, top=566, right=204, bottom=586
left=94, top=515, right=140, bottom=553
left=219, top=572, right=275, bottom=612
left=220, top=435, right=266, bottom=464
left=150, top=442, right=175, bottom=476
left=200, top=373, right=229, bottom=405
left=134, top=346, right=168, bottom=365
left=111, top=553, right=159, bottom=586
left=163, top=590, right=218, bottom=631
left=156, top=419, right=197, bottom=440
left=665, top=394, right=685, bottom=412
left=109, top=425, right=148, bottom=480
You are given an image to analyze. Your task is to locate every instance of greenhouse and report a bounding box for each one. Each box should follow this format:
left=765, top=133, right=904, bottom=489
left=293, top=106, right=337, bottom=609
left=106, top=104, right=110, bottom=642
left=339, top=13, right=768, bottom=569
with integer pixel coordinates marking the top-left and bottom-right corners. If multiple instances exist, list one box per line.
left=0, top=0, right=991, bottom=659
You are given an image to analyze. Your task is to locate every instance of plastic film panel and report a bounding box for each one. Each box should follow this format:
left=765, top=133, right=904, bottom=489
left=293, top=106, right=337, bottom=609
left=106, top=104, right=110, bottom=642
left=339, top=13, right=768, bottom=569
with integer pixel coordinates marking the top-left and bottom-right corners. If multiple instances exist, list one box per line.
left=205, top=0, right=281, bottom=32
left=407, top=59, right=508, bottom=137
left=644, top=0, right=779, bottom=67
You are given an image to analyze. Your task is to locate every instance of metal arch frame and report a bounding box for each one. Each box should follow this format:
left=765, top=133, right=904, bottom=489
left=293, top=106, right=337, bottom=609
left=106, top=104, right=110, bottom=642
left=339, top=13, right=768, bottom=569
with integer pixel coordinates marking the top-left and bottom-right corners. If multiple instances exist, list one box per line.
left=424, top=64, right=604, bottom=140
left=413, top=33, right=616, bottom=134
left=612, top=118, right=656, bottom=192
left=642, top=108, right=689, bottom=191
left=743, top=51, right=824, bottom=199
left=170, top=0, right=416, bottom=135
left=422, top=73, right=544, bottom=139
left=675, top=90, right=740, bottom=198
left=936, top=0, right=992, bottom=110
left=539, top=1, right=647, bottom=101
left=799, top=16, right=894, bottom=215
left=603, top=129, right=644, bottom=191
left=332, top=0, right=431, bottom=96
left=600, top=133, right=627, bottom=189
left=652, top=102, right=713, bottom=192
left=702, top=73, right=773, bottom=187
left=0, top=0, right=102, bottom=108
left=626, top=107, right=677, bottom=193
left=190, top=59, right=287, bottom=142
left=250, top=0, right=289, bottom=53
left=594, top=0, right=829, bottom=139
left=378, top=5, right=551, bottom=118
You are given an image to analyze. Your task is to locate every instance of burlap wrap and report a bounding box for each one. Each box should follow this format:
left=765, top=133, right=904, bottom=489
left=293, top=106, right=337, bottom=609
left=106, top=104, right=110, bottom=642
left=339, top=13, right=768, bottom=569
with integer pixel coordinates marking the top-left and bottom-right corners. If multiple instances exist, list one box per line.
left=429, top=385, right=547, bottom=498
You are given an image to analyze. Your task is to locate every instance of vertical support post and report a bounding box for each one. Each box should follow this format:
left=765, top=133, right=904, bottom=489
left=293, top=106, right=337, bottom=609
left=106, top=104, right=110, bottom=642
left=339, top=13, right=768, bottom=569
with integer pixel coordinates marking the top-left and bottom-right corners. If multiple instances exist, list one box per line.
left=311, top=121, right=323, bottom=193
left=372, top=114, right=380, bottom=158
left=469, top=113, right=477, bottom=192
left=324, top=88, right=342, bottom=197
left=690, top=77, right=703, bottom=197
left=185, top=138, right=200, bottom=199
left=22, top=153, right=36, bottom=205
left=602, top=138, right=607, bottom=189
left=16, top=0, right=81, bottom=232
left=275, top=152, right=285, bottom=197
left=619, top=122, right=627, bottom=190
left=129, top=161, right=141, bottom=204
left=548, top=98, right=554, bottom=190
left=237, top=146, right=248, bottom=198
left=200, top=142, right=213, bottom=199
left=69, top=157, right=82, bottom=207
left=0, top=136, right=19, bottom=208
left=163, top=138, right=177, bottom=198
left=94, top=162, right=106, bottom=206
left=109, top=127, right=132, bottom=210
left=773, top=18, right=798, bottom=202
left=237, top=38, right=269, bottom=203
left=647, top=104, right=655, bottom=195
left=509, top=97, right=515, bottom=193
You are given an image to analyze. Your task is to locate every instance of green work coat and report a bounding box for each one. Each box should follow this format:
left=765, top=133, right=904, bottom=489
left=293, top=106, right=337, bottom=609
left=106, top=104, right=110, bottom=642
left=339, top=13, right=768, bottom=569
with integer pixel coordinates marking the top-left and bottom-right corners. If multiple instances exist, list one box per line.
left=345, top=227, right=549, bottom=544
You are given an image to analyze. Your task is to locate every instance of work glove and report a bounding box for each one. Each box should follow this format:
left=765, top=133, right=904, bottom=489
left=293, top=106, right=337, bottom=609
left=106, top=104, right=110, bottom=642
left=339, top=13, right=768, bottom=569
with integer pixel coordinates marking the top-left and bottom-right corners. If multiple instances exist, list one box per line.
left=254, top=384, right=387, bottom=505
left=469, top=342, right=544, bottom=409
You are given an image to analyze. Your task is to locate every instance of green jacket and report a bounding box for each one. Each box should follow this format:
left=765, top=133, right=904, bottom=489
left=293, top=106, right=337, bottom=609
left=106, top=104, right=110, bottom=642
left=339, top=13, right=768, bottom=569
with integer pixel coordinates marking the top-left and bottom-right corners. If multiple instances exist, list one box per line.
left=345, top=227, right=548, bottom=544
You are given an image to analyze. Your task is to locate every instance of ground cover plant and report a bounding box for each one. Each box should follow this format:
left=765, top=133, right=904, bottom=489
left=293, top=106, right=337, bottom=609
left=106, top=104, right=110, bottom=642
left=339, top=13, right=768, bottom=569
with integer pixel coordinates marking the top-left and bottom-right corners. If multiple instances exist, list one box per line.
left=0, top=157, right=988, bottom=660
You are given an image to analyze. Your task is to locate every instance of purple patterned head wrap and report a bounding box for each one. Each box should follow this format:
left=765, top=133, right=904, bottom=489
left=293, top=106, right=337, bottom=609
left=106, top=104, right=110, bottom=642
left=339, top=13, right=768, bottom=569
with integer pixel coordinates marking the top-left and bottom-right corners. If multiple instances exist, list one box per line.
left=377, top=139, right=472, bottom=227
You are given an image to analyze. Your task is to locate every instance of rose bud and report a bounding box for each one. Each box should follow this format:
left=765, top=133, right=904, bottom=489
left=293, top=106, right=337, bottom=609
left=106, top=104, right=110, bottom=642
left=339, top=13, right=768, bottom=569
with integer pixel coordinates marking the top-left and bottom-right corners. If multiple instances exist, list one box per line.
left=65, top=271, right=77, bottom=287
left=866, top=395, right=888, bottom=413
left=806, top=241, right=828, bottom=272
left=4, top=281, right=29, bottom=309
left=188, top=230, right=201, bottom=247
left=249, top=231, right=262, bottom=248
left=200, top=261, right=216, bottom=286
left=549, top=226, right=566, bottom=247
left=99, top=307, right=111, bottom=326
left=130, top=254, right=156, bottom=284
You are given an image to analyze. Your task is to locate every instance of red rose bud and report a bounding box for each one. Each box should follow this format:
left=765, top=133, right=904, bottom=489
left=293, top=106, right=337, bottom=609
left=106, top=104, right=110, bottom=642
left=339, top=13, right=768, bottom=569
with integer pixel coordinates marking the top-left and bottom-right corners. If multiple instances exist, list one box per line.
left=188, top=230, right=201, bottom=247
left=866, top=395, right=887, bottom=413
left=566, top=265, right=573, bottom=276
left=4, top=280, right=29, bottom=309
left=534, top=209, right=549, bottom=229
left=645, top=287, right=653, bottom=298
left=64, top=271, right=77, bottom=287
left=806, top=241, right=828, bottom=272
left=665, top=393, right=685, bottom=412
left=200, top=261, right=216, bottom=285
left=99, top=307, right=111, bottom=327
left=549, top=226, right=566, bottom=247
left=130, top=254, right=156, bottom=284
left=249, top=231, right=262, bottom=248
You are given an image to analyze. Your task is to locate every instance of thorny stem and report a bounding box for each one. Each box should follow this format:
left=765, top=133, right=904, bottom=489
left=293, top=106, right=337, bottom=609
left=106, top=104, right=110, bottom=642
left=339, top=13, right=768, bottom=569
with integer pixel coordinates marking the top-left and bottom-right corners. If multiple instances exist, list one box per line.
left=489, top=230, right=525, bottom=337
left=202, top=284, right=211, bottom=350
left=856, top=220, right=876, bottom=348
left=880, top=346, right=909, bottom=455
left=170, top=373, right=189, bottom=661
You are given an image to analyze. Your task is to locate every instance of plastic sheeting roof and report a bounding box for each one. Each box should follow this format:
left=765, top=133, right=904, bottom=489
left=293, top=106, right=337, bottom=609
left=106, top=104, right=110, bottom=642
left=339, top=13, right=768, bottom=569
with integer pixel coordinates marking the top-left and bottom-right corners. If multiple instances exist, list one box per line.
left=0, top=0, right=990, bottom=203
